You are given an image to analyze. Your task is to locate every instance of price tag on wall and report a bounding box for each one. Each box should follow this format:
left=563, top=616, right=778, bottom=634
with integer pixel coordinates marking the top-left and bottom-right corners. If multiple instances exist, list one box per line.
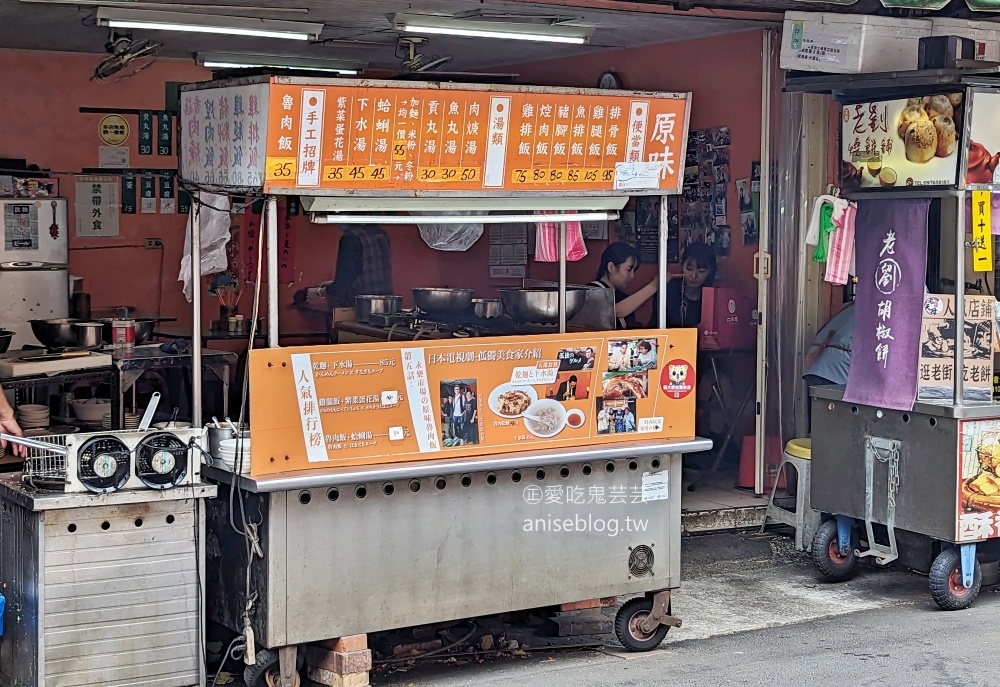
left=972, top=190, right=994, bottom=273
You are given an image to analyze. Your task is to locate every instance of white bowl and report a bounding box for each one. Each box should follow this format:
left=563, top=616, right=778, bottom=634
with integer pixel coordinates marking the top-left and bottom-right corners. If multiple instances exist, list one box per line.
left=154, top=421, right=192, bottom=430
left=521, top=399, right=568, bottom=439
left=71, top=399, right=112, bottom=423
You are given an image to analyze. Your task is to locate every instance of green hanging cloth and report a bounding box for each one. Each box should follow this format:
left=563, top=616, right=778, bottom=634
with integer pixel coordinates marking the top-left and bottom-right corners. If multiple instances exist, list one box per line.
left=813, top=201, right=835, bottom=264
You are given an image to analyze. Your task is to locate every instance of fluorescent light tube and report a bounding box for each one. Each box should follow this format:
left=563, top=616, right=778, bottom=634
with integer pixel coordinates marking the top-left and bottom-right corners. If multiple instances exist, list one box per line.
left=96, top=8, right=323, bottom=41
left=197, top=53, right=362, bottom=74
left=390, top=14, right=592, bottom=45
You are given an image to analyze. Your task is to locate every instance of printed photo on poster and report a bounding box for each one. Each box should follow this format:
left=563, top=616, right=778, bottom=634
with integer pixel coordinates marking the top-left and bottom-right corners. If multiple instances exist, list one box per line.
left=441, top=379, right=480, bottom=447
left=607, top=338, right=659, bottom=372
left=547, top=372, right=592, bottom=401
left=959, top=419, right=1000, bottom=541
left=596, top=397, right=638, bottom=435
left=751, top=161, right=762, bottom=192
left=558, top=347, right=597, bottom=371
left=714, top=165, right=730, bottom=186
left=741, top=212, right=758, bottom=244
left=522, top=399, right=569, bottom=438
left=711, top=127, right=731, bottom=147
left=714, top=147, right=730, bottom=166
left=488, top=382, right=537, bottom=418
left=603, top=372, right=649, bottom=399
left=736, top=178, right=753, bottom=212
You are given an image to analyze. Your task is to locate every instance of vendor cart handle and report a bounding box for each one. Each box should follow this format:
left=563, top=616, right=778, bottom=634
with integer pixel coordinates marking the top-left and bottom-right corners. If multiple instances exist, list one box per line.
left=0, top=433, right=68, bottom=456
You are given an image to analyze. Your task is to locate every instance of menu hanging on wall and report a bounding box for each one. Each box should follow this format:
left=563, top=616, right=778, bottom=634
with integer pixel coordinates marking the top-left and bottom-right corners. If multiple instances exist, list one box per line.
left=840, top=94, right=963, bottom=191
left=179, top=78, right=691, bottom=196
left=248, top=329, right=697, bottom=475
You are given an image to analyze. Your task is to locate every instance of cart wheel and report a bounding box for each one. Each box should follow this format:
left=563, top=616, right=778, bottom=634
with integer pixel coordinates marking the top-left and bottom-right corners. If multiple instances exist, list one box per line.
left=811, top=519, right=858, bottom=582
left=929, top=547, right=981, bottom=611
left=244, top=649, right=303, bottom=687
left=614, top=597, right=670, bottom=652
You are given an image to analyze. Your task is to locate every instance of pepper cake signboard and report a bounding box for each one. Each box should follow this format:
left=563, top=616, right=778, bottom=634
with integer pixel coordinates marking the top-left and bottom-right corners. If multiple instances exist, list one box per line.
left=248, top=330, right=697, bottom=475
left=840, top=94, right=962, bottom=190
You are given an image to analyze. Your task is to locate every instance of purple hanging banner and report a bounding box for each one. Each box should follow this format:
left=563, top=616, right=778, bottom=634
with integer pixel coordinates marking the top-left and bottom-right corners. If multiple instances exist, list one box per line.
left=843, top=198, right=929, bottom=411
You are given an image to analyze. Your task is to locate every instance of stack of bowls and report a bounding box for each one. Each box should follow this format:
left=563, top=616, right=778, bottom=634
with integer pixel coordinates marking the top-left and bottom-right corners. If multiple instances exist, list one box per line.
left=103, top=412, right=141, bottom=430
left=17, top=404, right=50, bottom=431
left=216, top=438, right=251, bottom=474
left=70, top=399, right=112, bottom=425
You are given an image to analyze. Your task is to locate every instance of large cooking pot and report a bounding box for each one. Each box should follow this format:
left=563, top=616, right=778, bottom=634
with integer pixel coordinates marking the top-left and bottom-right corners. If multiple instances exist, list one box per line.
left=98, top=318, right=156, bottom=344
left=498, top=287, right=588, bottom=324
left=354, top=295, right=402, bottom=324
left=29, top=319, right=81, bottom=349
left=412, top=288, right=474, bottom=315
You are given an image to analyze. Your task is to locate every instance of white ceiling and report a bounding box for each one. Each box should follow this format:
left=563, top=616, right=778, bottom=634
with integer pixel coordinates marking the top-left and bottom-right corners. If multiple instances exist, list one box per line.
left=0, top=0, right=767, bottom=72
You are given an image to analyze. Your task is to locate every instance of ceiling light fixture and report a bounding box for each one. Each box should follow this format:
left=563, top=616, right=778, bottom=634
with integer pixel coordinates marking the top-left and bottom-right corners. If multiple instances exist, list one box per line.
left=390, top=13, right=592, bottom=45
left=96, top=8, right=323, bottom=41
left=196, top=53, right=362, bottom=74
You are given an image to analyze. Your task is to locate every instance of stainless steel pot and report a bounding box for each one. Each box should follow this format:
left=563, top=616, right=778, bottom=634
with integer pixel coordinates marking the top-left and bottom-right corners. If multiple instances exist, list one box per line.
left=207, top=423, right=249, bottom=460
left=498, top=287, right=588, bottom=324
left=354, top=295, right=402, bottom=324
left=472, top=298, right=504, bottom=319
left=74, top=322, right=105, bottom=349
left=29, top=319, right=80, bottom=349
left=412, top=288, right=474, bottom=315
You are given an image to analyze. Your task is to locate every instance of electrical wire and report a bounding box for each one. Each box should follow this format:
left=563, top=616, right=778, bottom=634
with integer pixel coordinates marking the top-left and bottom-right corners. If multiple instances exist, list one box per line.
left=210, top=634, right=247, bottom=687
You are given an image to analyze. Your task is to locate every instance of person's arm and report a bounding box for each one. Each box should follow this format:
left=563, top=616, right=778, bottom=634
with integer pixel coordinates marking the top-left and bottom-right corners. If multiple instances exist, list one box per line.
left=0, top=383, right=23, bottom=457
left=615, top=277, right=659, bottom=320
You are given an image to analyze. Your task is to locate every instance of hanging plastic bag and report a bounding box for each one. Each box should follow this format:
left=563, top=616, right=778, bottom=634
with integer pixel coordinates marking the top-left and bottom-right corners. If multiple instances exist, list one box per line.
left=178, top=192, right=232, bottom=302
left=534, top=211, right=588, bottom=262
left=413, top=211, right=487, bottom=251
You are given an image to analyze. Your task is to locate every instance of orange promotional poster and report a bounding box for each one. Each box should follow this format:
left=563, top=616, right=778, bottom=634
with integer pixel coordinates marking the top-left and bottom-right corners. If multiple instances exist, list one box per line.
left=262, top=79, right=689, bottom=195
left=248, top=330, right=697, bottom=476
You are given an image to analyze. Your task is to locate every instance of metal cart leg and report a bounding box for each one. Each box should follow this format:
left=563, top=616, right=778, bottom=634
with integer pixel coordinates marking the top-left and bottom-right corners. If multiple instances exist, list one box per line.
left=836, top=515, right=854, bottom=555
left=961, top=542, right=978, bottom=590
left=638, top=590, right=682, bottom=635
left=278, top=646, right=298, bottom=687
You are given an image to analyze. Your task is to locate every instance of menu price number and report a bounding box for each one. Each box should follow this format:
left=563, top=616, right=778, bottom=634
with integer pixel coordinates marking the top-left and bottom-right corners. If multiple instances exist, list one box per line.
left=393, top=141, right=407, bottom=161
left=323, top=165, right=390, bottom=182
left=265, top=157, right=296, bottom=181
left=511, top=168, right=616, bottom=185
left=418, top=167, right=481, bottom=183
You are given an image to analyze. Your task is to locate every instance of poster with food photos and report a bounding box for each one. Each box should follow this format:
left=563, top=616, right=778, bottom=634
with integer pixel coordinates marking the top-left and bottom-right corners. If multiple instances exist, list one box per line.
left=248, top=330, right=696, bottom=474
left=840, top=94, right=962, bottom=190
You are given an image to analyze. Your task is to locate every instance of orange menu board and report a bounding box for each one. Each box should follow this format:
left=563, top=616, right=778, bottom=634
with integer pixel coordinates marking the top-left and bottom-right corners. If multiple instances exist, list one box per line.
left=263, top=79, right=690, bottom=195
left=248, top=329, right=697, bottom=475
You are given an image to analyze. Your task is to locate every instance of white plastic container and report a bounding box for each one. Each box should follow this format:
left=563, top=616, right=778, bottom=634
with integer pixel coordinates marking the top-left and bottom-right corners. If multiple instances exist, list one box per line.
left=781, top=12, right=932, bottom=74
left=931, top=18, right=1000, bottom=62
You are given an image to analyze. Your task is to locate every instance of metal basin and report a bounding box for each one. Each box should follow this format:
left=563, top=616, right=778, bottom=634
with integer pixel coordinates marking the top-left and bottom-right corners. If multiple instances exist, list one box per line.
left=412, top=288, right=474, bottom=315
left=29, top=319, right=81, bottom=348
left=498, top=287, right=588, bottom=324
left=74, top=322, right=105, bottom=349
left=354, top=295, right=402, bottom=324
left=472, top=298, right=504, bottom=319
left=98, top=318, right=156, bottom=344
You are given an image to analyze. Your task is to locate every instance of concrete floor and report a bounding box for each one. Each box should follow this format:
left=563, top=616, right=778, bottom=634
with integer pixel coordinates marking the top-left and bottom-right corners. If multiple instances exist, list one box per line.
left=371, top=531, right=952, bottom=686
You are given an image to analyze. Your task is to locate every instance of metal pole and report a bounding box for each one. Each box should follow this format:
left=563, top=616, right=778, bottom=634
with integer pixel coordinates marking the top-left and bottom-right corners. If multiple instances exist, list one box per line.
left=657, top=195, right=669, bottom=328
left=955, top=191, right=966, bottom=404
left=191, top=194, right=203, bottom=427
left=266, top=197, right=280, bottom=348
left=558, top=220, right=567, bottom=333
left=755, top=28, right=774, bottom=495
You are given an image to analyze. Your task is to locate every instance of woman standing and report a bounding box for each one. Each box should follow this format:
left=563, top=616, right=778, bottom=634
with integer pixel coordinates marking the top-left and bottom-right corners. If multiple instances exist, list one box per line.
left=589, top=242, right=658, bottom=330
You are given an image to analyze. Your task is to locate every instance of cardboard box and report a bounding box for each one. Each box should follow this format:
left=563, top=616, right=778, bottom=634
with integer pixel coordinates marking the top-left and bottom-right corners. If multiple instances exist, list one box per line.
left=781, top=12, right=931, bottom=74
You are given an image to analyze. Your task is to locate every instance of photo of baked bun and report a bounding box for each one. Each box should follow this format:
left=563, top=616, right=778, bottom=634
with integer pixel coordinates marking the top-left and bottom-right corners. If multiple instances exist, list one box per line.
left=897, top=93, right=963, bottom=165
left=905, top=119, right=937, bottom=164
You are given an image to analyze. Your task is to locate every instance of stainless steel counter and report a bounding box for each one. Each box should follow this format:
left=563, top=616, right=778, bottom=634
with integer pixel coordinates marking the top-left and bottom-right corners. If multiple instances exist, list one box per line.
left=0, top=472, right=216, bottom=511
left=202, top=436, right=713, bottom=492
left=811, top=384, right=1000, bottom=420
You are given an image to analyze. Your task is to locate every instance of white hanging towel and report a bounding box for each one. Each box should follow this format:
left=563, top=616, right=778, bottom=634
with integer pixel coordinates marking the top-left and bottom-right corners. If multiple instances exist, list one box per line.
left=178, top=192, right=232, bottom=302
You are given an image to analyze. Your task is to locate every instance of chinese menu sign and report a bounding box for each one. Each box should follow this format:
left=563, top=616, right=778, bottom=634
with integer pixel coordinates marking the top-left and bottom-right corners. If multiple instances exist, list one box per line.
left=843, top=199, right=929, bottom=411
left=261, top=79, right=688, bottom=195
left=959, top=418, right=1000, bottom=542
left=841, top=95, right=962, bottom=191
left=248, top=329, right=697, bottom=475
left=918, top=294, right=995, bottom=402
left=180, top=82, right=270, bottom=187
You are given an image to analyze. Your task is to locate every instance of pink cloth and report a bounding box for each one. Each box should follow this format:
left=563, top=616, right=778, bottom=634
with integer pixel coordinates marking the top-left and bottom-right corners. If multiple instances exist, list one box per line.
left=825, top=203, right=856, bottom=285
left=534, top=211, right=588, bottom=262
